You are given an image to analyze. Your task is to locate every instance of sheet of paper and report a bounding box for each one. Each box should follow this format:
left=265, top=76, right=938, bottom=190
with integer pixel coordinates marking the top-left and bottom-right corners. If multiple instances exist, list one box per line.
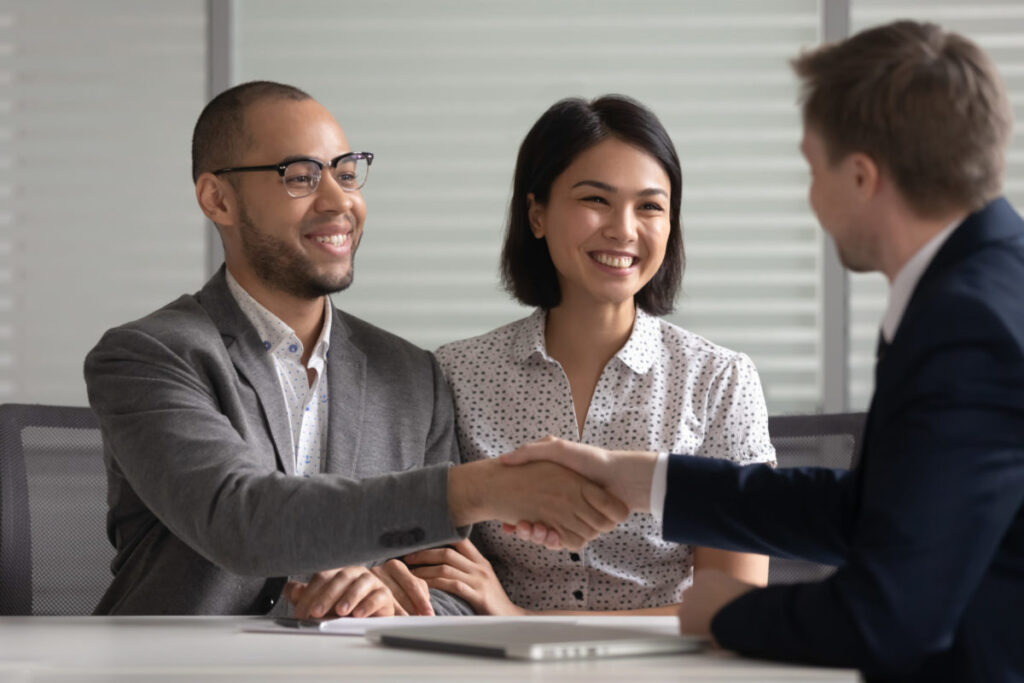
left=246, top=614, right=582, bottom=636
left=246, top=614, right=679, bottom=637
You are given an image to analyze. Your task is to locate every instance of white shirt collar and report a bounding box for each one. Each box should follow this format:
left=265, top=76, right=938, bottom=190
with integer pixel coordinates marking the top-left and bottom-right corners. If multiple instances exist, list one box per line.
left=224, top=269, right=332, bottom=360
left=512, top=307, right=659, bottom=374
left=881, top=218, right=961, bottom=343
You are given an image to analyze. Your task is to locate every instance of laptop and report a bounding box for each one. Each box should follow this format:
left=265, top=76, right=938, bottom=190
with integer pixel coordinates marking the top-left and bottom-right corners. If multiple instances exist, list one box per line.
left=365, top=622, right=706, bottom=661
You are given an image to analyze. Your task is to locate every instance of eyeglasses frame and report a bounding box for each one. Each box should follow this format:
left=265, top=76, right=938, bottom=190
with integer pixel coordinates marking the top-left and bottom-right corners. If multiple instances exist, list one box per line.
left=212, top=151, right=375, bottom=196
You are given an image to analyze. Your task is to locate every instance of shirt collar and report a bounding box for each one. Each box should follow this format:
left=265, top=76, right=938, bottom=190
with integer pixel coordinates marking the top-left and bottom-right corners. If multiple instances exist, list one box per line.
left=511, top=307, right=658, bottom=375
left=615, top=308, right=659, bottom=374
left=881, top=218, right=961, bottom=342
left=512, top=309, right=549, bottom=363
left=225, top=269, right=332, bottom=360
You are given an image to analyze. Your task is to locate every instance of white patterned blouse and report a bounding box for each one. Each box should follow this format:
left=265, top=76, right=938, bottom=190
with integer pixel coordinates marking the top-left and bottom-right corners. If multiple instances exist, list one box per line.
left=435, top=308, right=775, bottom=611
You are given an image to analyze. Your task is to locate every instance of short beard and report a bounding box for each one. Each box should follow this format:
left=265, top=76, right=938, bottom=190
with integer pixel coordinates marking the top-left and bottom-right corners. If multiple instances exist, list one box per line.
left=237, top=204, right=355, bottom=300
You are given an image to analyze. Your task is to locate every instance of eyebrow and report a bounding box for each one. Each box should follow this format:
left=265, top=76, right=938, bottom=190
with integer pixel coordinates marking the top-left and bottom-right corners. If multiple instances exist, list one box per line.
left=571, top=180, right=669, bottom=198
left=277, top=153, right=352, bottom=165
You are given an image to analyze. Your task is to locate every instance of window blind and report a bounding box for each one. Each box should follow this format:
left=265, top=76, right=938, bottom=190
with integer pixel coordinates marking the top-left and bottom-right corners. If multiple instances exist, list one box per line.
left=0, top=0, right=207, bottom=405
left=848, top=0, right=1024, bottom=409
left=236, top=0, right=823, bottom=413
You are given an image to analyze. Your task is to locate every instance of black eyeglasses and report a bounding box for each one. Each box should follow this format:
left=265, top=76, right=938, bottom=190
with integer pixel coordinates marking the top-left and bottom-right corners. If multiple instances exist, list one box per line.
left=213, top=151, right=374, bottom=198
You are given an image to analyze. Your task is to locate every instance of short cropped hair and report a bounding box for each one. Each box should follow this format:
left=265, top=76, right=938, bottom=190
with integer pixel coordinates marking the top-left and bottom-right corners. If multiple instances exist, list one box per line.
left=191, top=80, right=312, bottom=182
left=792, top=20, right=1012, bottom=217
left=501, top=96, right=683, bottom=315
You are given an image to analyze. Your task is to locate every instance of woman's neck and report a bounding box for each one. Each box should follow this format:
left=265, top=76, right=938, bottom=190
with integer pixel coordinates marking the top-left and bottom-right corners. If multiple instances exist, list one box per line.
left=544, top=296, right=637, bottom=439
left=544, top=299, right=636, bottom=367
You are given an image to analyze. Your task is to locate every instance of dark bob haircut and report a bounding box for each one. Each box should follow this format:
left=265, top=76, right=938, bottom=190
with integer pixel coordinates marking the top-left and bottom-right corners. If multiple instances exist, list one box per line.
left=500, top=95, right=684, bottom=315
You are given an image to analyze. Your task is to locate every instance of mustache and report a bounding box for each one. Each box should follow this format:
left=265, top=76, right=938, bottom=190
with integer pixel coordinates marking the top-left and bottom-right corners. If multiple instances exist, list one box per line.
left=302, top=213, right=358, bottom=233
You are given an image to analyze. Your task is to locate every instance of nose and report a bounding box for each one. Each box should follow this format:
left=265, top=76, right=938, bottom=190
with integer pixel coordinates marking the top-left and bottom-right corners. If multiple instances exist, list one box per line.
left=313, top=171, right=355, bottom=214
left=603, top=206, right=638, bottom=242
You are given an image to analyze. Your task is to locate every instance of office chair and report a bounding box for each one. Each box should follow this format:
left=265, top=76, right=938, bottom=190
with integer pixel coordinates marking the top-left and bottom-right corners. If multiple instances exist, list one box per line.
left=0, top=403, right=113, bottom=614
left=766, top=412, right=866, bottom=585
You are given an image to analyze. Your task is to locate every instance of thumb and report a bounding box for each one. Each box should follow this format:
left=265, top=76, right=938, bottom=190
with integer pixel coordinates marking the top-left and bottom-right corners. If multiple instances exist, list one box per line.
left=500, top=434, right=561, bottom=466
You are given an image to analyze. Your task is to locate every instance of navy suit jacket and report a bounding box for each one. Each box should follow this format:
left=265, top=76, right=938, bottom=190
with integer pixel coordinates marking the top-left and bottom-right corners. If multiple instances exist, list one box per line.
left=663, top=198, right=1024, bottom=682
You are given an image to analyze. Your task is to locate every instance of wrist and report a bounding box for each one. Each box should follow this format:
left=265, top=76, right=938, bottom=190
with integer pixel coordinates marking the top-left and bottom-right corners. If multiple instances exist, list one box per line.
left=621, top=450, right=659, bottom=511
left=447, top=459, right=496, bottom=527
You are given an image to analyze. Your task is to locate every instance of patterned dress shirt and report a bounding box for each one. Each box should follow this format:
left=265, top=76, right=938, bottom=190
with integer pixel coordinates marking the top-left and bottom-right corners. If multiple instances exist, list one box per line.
left=226, top=271, right=331, bottom=477
left=435, top=308, right=775, bottom=611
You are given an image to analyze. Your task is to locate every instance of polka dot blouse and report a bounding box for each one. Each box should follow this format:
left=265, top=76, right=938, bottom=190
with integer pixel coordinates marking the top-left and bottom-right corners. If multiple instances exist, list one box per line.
left=435, top=308, right=775, bottom=612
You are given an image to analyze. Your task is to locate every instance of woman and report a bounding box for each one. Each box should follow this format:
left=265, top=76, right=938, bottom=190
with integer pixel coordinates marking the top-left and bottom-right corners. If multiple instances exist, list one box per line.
left=405, top=95, right=776, bottom=616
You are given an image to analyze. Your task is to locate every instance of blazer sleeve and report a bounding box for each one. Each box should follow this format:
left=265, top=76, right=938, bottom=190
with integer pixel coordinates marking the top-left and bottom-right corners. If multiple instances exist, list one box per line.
left=85, top=323, right=464, bottom=578
left=668, top=299, right=1024, bottom=675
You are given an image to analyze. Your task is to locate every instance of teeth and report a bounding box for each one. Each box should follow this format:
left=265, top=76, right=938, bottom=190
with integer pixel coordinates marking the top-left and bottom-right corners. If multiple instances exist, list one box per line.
left=314, top=234, right=349, bottom=247
left=593, top=253, right=634, bottom=268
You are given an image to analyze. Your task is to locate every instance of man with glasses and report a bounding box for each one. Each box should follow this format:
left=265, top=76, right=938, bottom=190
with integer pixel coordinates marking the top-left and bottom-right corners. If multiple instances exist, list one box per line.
left=84, top=81, right=627, bottom=617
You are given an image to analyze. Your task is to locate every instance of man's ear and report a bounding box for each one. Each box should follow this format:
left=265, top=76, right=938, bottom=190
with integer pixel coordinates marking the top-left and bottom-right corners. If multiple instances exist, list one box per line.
left=195, top=173, right=237, bottom=226
left=527, top=193, right=545, bottom=239
left=849, top=152, right=880, bottom=202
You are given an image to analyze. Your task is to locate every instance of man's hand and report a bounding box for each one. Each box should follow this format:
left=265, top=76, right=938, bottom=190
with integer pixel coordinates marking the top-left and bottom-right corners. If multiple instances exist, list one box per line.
left=285, top=566, right=401, bottom=619
left=678, top=568, right=757, bottom=639
left=448, top=458, right=629, bottom=551
left=370, top=559, right=435, bottom=616
left=500, top=436, right=658, bottom=511
left=404, top=539, right=525, bottom=616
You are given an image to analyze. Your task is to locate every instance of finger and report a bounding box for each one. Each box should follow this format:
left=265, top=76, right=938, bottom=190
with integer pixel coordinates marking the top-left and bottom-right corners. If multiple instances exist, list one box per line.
left=507, top=521, right=547, bottom=541
left=555, top=529, right=586, bottom=551
left=556, top=481, right=625, bottom=544
left=500, top=523, right=517, bottom=535
left=404, top=547, right=475, bottom=573
left=294, top=570, right=344, bottom=619
left=405, top=547, right=479, bottom=576
left=371, top=565, right=416, bottom=615
left=408, top=563, right=469, bottom=583
left=393, top=601, right=409, bottom=617
left=452, top=538, right=487, bottom=563
left=351, top=585, right=394, bottom=618
left=333, top=571, right=385, bottom=618
left=382, top=560, right=434, bottom=616
left=283, top=580, right=306, bottom=605
left=499, top=435, right=561, bottom=466
left=543, top=527, right=562, bottom=549
left=578, top=483, right=630, bottom=533
left=299, top=568, right=363, bottom=618
left=411, top=573, right=475, bottom=603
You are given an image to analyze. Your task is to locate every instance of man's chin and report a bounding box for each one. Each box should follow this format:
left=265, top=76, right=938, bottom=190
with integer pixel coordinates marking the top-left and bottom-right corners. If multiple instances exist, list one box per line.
left=314, top=271, right=354, bottom=296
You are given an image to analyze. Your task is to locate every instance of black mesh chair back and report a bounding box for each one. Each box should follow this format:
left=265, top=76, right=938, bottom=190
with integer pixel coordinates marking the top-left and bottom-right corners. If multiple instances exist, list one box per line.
left=766, top=412, right=866, bottom=585
left=0, top=403, right=113, bottom=614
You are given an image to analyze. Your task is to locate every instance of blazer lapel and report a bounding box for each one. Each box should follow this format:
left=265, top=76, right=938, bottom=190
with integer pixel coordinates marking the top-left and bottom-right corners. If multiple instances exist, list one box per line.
left=324, top=309, right=366, bottom=475
left=197, top=267, right=295, bottom=476
left=876, top=197, right=1024, bottom=397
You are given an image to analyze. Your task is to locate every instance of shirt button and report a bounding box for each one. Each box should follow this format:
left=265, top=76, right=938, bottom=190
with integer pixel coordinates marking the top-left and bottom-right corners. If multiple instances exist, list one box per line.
left=569, top=552, right=580, bottom=562
left=573, top=590, right=584, bottom=601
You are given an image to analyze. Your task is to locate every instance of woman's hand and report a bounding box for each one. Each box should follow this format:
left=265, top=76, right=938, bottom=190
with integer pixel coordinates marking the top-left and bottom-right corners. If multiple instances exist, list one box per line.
left=370, top=559, right=435, bottom=616
left=404, top=539, right=526, bottom=616
left=285, top=566, right=402, bottom=619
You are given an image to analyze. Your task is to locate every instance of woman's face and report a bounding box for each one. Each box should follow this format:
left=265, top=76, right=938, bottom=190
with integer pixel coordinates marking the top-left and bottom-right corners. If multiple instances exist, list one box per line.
left=529, top=137, right=672, bottom=311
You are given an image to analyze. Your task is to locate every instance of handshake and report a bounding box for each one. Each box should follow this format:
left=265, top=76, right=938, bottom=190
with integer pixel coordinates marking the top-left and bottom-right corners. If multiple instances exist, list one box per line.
left=448, top=435, right=661, bottom=551
left=287, top=436, right=664, bottom=620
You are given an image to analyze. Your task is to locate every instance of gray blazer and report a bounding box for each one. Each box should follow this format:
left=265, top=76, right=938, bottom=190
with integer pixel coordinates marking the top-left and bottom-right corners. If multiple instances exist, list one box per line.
left=85, top=268, right=466, bottom=614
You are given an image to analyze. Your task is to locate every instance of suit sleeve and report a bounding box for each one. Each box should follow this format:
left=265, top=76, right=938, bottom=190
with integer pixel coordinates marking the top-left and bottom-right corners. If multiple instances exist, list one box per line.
left=85, top=324, right=463, bottom=578
left=669, top=299, right=1024, bottom=675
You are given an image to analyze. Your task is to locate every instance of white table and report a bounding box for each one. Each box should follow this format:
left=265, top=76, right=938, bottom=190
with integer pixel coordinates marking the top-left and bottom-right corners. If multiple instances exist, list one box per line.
left=0, top=616, right=859, bottom=682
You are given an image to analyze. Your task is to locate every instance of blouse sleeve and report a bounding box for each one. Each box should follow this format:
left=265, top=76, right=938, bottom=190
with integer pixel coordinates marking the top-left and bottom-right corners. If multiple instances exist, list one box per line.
left=696, top=352, right=775, bottom=465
